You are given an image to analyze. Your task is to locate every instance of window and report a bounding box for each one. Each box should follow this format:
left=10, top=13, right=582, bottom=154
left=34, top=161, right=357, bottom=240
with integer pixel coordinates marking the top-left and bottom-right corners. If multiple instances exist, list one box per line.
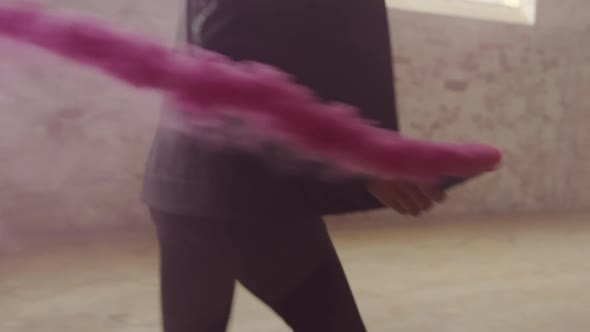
left=385, top=0, right=537, bottom=25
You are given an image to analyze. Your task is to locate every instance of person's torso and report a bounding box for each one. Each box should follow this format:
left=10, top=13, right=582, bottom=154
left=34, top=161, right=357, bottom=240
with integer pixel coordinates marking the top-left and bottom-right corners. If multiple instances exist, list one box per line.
left=142, top=0, right=397, bottom=217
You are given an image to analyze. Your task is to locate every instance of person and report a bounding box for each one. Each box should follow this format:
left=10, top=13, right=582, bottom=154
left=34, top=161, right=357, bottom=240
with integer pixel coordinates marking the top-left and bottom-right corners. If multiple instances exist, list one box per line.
left=142, top=0, right=446, bottom=331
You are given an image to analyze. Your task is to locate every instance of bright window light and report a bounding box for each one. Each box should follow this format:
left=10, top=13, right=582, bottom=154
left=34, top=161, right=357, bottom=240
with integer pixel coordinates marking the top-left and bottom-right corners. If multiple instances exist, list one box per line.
left=386, top=0, right=536, bottom=25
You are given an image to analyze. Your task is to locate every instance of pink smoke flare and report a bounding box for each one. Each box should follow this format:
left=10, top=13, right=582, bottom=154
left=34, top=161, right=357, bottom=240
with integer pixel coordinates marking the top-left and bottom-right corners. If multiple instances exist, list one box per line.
left=0, top=4, right=501, bottom=182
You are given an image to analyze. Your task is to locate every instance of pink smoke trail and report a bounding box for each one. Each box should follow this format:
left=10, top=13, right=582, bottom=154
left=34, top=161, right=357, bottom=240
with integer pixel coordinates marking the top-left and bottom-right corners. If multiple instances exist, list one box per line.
left=0, top=4, right=501, bottom=182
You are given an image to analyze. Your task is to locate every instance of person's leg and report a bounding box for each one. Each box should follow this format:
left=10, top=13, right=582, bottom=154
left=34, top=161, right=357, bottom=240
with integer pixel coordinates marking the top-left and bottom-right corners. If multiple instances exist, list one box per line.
left=151, top=209, right=236, bottom=332
left=232, top=214, right=366, bottom=332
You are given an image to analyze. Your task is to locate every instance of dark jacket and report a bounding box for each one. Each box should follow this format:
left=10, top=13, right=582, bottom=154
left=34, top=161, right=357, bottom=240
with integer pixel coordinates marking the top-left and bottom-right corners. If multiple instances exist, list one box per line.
left=142, top=0, right=399, bottom=218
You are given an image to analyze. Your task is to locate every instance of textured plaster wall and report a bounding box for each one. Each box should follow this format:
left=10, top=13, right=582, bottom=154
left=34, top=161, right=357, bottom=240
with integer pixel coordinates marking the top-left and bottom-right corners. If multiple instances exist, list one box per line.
left=389, top=0, right=590, bottom=215
left=0, top=0, right=588, bottom=237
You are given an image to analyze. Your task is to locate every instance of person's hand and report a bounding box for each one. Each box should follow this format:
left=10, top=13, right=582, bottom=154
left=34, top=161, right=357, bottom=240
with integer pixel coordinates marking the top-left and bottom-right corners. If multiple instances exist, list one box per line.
left=367, top=180, right=446, bottom=216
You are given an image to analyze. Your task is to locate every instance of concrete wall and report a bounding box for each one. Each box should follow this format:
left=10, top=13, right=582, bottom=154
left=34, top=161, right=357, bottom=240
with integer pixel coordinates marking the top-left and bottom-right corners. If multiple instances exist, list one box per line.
left=388, top=0, right=590, bottom=215
left=0, top=0, right=588, bottom=237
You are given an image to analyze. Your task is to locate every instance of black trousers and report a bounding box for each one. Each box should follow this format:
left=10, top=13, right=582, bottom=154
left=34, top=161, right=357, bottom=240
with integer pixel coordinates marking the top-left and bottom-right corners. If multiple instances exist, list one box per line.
left=150, top=209, right=366, bottom=332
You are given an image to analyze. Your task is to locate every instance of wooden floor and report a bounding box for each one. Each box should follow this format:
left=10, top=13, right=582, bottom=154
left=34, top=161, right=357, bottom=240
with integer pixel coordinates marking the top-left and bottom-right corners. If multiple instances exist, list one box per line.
left=2, top=212, right=590, bottom=331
